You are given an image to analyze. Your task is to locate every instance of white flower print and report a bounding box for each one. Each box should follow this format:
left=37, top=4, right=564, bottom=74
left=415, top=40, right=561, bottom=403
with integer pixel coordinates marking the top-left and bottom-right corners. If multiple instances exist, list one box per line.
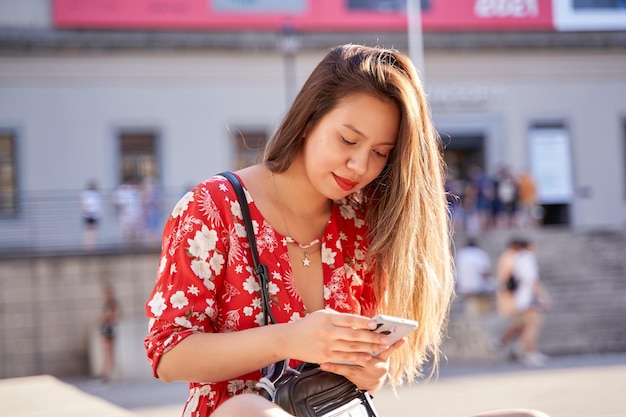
left=205, top=299, right=215, bottom=318
left=188, top=234, right=209, bottom=260
left=321, top=245, right=337, bottom=266
left=267, top=281, right=279, bottom=296
left=256, top=220, right=278, bottom=255
left=243, top=306, right=253, bottom=316
left=191, top=259, right=212, bottom=279
left=209, top=252, right=225, bottom=275
left=228, top=225, right=247, bottom=265
left=170, top=291, right=189, bottom=310
left=283, top=270, right=299, bottom=300
left=203, top=276, right=215, bottom=291
left=172, top=191, right=194, bottom=218
left=354, top=248, right=365, bottom=261
left=222, top=281, right=241, bottom=303
left=324, top=285, right=331, bottom=300
left=187, top=284, right=200, bottom=296
left=148, top=292, right=167, bottom=317
left=254, top=312, right=265, bottom=326
left=289, top=312, right=302, bottom=322
left=230, top=200, right=242, bottom=220
left=227, top=379, right=246, bottom=394
left=252, top=220, right=259, bottom=235
left=345, top=264, right=364, bottom=287
left=197, top=187, right=223, bottom=227
left=158, top=256, right=168, bottom=274
left=251, top=297, right=262, bottom=309
left=222, top=310, right=241, bottom=333
left=188, top=225, right=219, bottom=260
left=339, top=202, right=356, bottom=220
left=234, top=222, right=247, bottom=238
left=170, top=263, right=177, bottom=274
left=174, top=316, right=193, bottom=328
left=168, top=215, right=203, bottom=257
left=326, top=268, right=351, bottom=310
left=243, top=275, right=260, bottom=294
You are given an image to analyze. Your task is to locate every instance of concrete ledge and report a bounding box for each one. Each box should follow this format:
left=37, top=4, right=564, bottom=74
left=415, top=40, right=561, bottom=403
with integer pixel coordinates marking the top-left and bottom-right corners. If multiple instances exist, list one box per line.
left=0, top=375, right=137, bottom=417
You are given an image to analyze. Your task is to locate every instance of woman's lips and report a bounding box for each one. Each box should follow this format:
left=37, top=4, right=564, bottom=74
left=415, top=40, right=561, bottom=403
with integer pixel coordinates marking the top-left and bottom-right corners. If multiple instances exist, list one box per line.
left=333, top=173, right=358, bottom=191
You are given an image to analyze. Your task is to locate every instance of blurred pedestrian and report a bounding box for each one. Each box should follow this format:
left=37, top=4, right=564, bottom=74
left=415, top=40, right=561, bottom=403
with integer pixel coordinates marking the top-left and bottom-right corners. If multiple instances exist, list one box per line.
left=80, top=179, right=102, bottom=251
left=496, top=238, right=552, bottom=367
left=100, top=283, right=119, bottom=381
left=467, top=165, right=493, bottom=234
left=456, top=238, right=495, bottom=294
left=141, top=176, right=162, bottom=247
left=517, top=169, right=540, bottom=229
left=113, top=176, right=143, bottom=245
left=493, top=165, right=518, bottom=229
left=455, top=238, right=495, bottom=316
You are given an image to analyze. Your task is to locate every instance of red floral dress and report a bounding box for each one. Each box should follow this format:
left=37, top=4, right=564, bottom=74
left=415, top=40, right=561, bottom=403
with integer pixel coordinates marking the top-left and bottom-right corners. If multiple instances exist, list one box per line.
left=144, top=173, right=377, bottom=417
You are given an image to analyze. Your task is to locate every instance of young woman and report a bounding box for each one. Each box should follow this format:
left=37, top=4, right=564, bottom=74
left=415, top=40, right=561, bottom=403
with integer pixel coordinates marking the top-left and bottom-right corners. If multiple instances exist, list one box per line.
left=145, top=44, right=548, bottom=417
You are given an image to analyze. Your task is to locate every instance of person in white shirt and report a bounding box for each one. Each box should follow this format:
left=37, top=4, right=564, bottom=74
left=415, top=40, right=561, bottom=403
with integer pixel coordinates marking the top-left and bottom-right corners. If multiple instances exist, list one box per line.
left=497, top=239, right=552, bottom=367
left=112, top=176, right=143, bottom=245
left=80, top=180, right=102, bottom=251
left=455, top=238, right=495, bottom=316
left=456, top=238, right=495, bottom=295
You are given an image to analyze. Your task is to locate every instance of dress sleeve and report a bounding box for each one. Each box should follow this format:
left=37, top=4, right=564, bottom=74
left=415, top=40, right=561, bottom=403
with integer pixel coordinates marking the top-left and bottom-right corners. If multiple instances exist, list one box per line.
left=144, top=178, right=231, bottom=378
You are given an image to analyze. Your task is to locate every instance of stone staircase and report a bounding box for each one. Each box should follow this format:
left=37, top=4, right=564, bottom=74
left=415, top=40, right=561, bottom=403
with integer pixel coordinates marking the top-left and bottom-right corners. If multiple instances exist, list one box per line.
left=443, top=227, right=626, bottom=361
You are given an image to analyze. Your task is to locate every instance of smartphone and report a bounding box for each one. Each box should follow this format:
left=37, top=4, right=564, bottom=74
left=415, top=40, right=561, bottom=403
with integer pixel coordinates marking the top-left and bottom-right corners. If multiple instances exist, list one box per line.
left=370, top=314, right=419, bottom=356
left=330, top=314, right=418, bottom=365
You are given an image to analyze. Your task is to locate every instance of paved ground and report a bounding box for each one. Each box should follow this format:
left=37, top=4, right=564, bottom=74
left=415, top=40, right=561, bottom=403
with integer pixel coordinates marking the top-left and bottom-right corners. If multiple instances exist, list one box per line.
left=59, top=353, right=626, bottom=417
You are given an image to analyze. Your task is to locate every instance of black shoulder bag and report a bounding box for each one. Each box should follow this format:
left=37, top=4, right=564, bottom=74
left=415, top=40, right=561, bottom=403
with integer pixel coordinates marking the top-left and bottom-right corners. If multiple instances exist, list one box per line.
left=220, top=171, right=379, bottom=417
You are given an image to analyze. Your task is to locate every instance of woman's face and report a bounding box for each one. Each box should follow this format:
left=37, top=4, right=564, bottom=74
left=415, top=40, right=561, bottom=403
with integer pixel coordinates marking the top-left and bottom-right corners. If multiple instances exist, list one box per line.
left=302, top=93, right=400, bottom=200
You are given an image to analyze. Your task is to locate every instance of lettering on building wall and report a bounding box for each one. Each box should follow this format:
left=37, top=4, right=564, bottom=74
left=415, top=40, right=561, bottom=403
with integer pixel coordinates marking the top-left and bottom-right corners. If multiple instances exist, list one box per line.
left=474, top=0, right=539, bottom=18
left=428, top=83, right=505, bottom=109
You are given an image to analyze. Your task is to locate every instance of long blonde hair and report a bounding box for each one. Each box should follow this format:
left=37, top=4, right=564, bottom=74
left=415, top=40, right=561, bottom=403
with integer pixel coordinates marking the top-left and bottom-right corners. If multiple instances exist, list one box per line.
left=265, top=44, right=454, bottom=386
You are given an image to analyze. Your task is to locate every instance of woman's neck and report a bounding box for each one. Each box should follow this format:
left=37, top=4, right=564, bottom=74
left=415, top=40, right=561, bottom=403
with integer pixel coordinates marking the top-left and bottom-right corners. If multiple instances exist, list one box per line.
left=273, top=163, right=331, bottom=221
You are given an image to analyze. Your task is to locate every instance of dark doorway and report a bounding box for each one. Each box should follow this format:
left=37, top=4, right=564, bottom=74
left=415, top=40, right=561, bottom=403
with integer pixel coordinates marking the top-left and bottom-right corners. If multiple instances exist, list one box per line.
left=441, top=133, right=485, bottom=181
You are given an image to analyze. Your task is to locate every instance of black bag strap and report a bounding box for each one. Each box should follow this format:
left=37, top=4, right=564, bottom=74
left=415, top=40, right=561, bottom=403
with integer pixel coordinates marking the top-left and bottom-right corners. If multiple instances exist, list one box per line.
left=220, top=171, right=276, bottom=327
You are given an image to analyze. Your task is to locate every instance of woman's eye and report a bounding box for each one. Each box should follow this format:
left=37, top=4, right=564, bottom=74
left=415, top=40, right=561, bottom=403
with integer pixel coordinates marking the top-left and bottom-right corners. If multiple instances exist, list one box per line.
left=341, top=136, right=356, bottom=145
left=373, top=149, right=388, bottom=158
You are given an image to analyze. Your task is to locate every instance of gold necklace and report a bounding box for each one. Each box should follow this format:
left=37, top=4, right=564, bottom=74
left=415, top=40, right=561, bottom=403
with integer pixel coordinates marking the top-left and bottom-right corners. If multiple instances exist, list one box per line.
left=271, top=172, right=322, bottom=267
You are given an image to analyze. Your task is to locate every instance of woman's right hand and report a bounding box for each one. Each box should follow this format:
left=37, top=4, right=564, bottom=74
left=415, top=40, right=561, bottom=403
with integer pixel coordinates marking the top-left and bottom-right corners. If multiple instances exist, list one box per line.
left=280, top=309, right=390, bottom=365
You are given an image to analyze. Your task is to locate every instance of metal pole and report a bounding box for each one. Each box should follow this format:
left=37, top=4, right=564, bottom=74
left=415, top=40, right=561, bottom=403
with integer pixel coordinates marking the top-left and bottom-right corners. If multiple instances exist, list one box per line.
left=281, top=24, right=298, bottom=107
left=407, top=0, right=425, bottom=83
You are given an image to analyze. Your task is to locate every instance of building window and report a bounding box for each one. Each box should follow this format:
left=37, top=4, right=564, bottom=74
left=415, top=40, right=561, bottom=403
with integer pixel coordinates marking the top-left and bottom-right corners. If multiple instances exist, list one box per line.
left=0, top=131, right=17, bottom=216
left=118, top=131, right=159, bottom=183
left=233, top=129, right=268, bottom=170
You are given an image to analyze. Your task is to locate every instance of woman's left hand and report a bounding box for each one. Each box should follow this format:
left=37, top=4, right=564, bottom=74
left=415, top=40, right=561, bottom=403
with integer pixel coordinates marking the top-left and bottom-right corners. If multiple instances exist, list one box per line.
left=318, top=338, right=406, bottom=393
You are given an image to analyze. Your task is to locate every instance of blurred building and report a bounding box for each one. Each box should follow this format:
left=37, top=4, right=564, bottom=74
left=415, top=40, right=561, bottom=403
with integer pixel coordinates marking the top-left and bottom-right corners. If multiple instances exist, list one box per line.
left=0, top=0, right=625, bottom=250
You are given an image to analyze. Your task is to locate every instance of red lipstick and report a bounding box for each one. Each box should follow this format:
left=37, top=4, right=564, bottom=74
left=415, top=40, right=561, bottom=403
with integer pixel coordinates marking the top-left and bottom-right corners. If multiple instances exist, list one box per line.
left=333, top=173, right=358, bottom=191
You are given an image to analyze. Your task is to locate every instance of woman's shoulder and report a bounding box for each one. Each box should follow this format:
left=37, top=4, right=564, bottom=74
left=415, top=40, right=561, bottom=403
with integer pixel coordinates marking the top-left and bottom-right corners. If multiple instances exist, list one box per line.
left=187, top=173, right=242, bottom=197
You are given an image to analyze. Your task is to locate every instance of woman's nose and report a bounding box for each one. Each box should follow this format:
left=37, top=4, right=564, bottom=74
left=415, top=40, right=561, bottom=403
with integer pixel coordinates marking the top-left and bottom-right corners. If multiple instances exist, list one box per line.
left=346, top=150, right=369, bottom=175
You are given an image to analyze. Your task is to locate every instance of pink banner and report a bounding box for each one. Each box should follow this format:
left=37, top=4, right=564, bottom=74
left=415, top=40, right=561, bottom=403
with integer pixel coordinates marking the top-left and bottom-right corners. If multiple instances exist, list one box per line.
left=53, top=0, right=554, bottom=31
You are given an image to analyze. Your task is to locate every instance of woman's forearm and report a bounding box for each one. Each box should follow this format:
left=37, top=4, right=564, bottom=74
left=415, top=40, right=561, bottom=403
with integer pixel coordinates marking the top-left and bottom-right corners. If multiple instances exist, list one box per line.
left=156, top=323, right=290, bottom=383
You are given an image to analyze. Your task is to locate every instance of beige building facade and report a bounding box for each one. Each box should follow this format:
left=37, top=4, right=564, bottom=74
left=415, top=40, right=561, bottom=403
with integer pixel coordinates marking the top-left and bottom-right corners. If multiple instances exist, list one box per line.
left=0, top=1, right=625, bottom=250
